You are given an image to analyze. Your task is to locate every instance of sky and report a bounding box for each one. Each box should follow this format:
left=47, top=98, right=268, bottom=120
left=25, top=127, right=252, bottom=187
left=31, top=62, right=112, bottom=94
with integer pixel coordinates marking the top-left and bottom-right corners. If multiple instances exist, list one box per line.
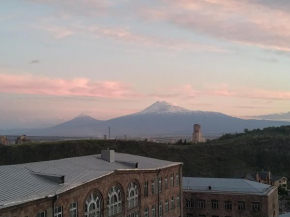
left=1, top=0, right=290, bottom=129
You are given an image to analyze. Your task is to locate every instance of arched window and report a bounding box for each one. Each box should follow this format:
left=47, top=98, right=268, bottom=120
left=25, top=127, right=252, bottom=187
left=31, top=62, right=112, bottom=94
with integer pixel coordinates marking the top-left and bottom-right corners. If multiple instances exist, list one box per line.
left=127, top=181, right=139, bottom=209
left=84, top=191, right=103, bottom=217
left=107, top=185, right=122, bottom=216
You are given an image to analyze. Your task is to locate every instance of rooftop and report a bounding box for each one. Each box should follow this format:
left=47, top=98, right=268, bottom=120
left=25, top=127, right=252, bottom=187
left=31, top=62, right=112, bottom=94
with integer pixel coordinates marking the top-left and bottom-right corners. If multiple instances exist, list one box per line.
left=183, top=177, right=276, bottom=196
left=0, top=152, right=180, bottom=209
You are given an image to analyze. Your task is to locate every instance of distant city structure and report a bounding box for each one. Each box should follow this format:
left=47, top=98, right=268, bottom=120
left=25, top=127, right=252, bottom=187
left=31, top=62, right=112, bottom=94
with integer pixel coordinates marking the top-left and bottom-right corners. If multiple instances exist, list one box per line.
left=191, top=124, right=206, bottom=143
left=0, top=150, right=183, bottom=217
left=244, top=170, right=287, bottom=190
left=183, top=177, right=278, bottom=217
left=0, top=136, right=9, bottom=145
left=15, top=135, right=31, bottom=144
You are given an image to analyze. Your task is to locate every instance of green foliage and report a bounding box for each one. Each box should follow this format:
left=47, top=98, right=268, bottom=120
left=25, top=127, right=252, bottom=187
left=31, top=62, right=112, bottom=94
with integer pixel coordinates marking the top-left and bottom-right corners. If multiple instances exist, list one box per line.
left=1, top=125, right=290, bottom=178
left=278, top=186, right=288, bottom=196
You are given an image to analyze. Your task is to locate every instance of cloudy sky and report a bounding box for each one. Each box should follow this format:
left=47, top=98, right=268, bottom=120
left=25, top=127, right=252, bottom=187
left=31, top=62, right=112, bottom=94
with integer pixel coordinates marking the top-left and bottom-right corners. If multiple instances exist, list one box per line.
left=1, top=0, right=290, bottom=129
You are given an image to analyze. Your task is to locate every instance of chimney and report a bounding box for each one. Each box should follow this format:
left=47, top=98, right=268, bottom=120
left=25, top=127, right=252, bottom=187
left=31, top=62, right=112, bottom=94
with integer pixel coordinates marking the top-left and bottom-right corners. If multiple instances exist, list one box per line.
left=255, top=172, right=259, bottom=182
left=101, top=150, right=115, bottom=162
left=268, top=170, right=271, bottom=184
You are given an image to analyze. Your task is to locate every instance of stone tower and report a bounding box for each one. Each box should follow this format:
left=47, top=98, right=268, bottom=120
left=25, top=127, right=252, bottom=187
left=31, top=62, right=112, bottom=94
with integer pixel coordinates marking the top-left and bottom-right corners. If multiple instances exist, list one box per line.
left=192, top=124, right=202, bottom=143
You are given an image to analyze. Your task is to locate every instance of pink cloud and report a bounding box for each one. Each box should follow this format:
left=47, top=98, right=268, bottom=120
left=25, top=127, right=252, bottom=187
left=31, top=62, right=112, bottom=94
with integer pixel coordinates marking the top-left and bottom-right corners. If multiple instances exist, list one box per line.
left=36, top=24, right=225, bottom=52
left=145, top=0, right=290, bottom=52
left=151, top=84, right=290, bottom=101
left=0, top=73, right=137, bottom=99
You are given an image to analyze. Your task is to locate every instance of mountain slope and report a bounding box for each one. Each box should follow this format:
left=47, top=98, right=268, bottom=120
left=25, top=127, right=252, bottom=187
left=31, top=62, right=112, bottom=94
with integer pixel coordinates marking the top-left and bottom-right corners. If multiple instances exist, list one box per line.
left=1, top=101, right=289, bottom=137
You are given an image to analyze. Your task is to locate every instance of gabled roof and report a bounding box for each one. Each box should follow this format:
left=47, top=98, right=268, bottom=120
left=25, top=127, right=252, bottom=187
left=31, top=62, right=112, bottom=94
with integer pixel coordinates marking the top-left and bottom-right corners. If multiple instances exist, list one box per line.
left=0, top=153, right=181, bottom=209
left=247, top=171, right=285, bottom=181
left=183, top=177, right=276, bottom=196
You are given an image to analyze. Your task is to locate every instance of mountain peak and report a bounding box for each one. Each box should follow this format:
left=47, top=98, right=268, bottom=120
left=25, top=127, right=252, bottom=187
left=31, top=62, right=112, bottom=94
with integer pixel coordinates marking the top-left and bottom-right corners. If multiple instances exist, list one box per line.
left=77, top=112, right=91, bottom=119
left=137, top=101, right=190, bottom=115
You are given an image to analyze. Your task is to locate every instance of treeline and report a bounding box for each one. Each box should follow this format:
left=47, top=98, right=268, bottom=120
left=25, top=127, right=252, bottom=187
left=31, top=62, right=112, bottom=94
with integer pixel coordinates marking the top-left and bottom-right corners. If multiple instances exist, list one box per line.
left=1, top=125, right=290, bottom=178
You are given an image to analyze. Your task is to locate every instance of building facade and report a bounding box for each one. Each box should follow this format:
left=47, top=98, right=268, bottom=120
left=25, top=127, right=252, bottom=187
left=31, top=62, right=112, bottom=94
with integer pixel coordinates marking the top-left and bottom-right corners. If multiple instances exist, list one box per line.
left=0, top=150, right=183, bottom=217
left=245, top=171, right=287, bottom=190
left=183, top=177, right=278, bottom=217
left=191, top=124, right=206, bottom=143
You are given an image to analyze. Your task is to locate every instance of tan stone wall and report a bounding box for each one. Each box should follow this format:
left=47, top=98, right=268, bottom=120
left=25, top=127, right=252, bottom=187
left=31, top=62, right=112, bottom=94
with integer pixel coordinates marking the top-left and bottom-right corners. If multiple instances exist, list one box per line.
left=0, top=165, right=182, bottom=217
left=183, top=189, right=278, bottom=217
left=267, top=188, right=279, bottom=217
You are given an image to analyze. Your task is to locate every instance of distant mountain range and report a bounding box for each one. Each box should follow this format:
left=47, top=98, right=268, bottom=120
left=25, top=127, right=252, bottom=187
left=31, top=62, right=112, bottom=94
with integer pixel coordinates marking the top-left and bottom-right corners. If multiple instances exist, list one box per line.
left=1, top=101, right=289, bottom=138
left=251, top=111, right=290, bottom=122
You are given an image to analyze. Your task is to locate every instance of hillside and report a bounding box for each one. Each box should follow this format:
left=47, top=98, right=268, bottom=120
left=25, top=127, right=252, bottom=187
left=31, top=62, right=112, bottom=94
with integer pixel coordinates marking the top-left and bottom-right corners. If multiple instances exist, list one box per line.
left=1, top=126, right=290, bottom=178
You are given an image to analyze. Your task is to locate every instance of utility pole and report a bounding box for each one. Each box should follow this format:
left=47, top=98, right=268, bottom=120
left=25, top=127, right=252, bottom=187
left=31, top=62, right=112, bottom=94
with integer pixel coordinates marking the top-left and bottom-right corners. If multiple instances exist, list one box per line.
left=109, top=126, right=111, bottom=139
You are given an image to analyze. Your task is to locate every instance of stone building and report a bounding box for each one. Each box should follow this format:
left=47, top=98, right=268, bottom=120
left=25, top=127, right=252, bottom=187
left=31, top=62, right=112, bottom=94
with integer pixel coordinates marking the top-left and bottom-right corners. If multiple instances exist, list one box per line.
left=15, top=135, right=31, bottom=144
left=0, top=136, right=9, bottom=145
left=0, top=150, right=183, bottom=217
left=183, top=177, right=278, bottom=217
left=245, top=171, right=287, bottom=190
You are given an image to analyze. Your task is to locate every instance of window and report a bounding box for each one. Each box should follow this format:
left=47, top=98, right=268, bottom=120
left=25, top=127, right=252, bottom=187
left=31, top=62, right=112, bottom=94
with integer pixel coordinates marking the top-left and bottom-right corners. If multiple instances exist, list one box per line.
left=127, top=211, right=139, bottom=217
left=177, top=195, right=180, bottom=208
left=158, top=177, right=162, bottom=193
left=144, top=207, right=149, bottom=217
left=128, top=181, right=139, bottom=209
left=152, top=205, right=156, bottom=217
left=212, top=200, right=218, bottom=209
left=37, top=211, right=46, bottom=217
left=224, top=201, right=232, bottom=210
left=159, top=201, right=163, bottom=217
left=176, top=173, right=179, bottom=186
left=54, top=206, right=62, bottom=217
left=107, top=185, right=122, bottom=216
left=238, top=202, right=245, bottom=211
left=151, top=180, right=155, bottom=195
left=170, top=174, right=174, bottom=187
left=70, top=202, right=77, bottom=217
left=252, top=202, right=260, bottom=211
left=198, top=200, right=205, bottom=209
left=186, top=199, right=193, bottom=208
left=165, top=176, right=168, bottom=190
left=165, top=200, right=169, bottom=213
left=144, top=181, right=148, bottom=197
left=171, top=197, right=175, bottom=210
left=85, top=191, right=103, bottom=217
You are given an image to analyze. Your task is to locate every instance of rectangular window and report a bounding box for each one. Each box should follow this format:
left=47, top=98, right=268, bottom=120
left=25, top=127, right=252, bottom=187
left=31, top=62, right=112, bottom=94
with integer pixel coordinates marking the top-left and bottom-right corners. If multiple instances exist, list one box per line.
left=224, top=201, right=232, bottom=210
left=144, top=181, right=148, bottom=197
left=70, top=202, right=77, bottom=217
left=151, top=180, right=155, bottom=195
left=152, top=205, right=156, bottom=217
left=238, top=202, right=245, bottom=210
left=212, top=200, right=218, bottom=209
left=158, top=177, right=162, bottom=193
left=159, top=201, right=163, bottom=217
left=171, top=197, right=175, bottom=210
left=252, top=202, right=260, bottom=211
left=37, top=211, right=46, bottom=217
left=144, top=207, right=149, bottom=217
left=165, top=200, right=169, bottom=213
left=170, top=174, right=174, bottom=187
left=176, top=173, right=179, bottom=186
left=165, top=176, right=168, bottom=190
left=177, top=195, right=180, bottom=208
left=198, top=200, right=205, bottom=209
left=186, top=199, right=193, bottom=208
left=54, top=206, right=62, bottom=217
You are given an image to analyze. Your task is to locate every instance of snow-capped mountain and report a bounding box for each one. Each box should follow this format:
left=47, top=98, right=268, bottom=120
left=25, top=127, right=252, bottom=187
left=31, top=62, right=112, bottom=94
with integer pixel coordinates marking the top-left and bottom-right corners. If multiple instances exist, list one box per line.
left=136, top=101, right=190, bottom=115
left=1, top=101, right=289, bottom=137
